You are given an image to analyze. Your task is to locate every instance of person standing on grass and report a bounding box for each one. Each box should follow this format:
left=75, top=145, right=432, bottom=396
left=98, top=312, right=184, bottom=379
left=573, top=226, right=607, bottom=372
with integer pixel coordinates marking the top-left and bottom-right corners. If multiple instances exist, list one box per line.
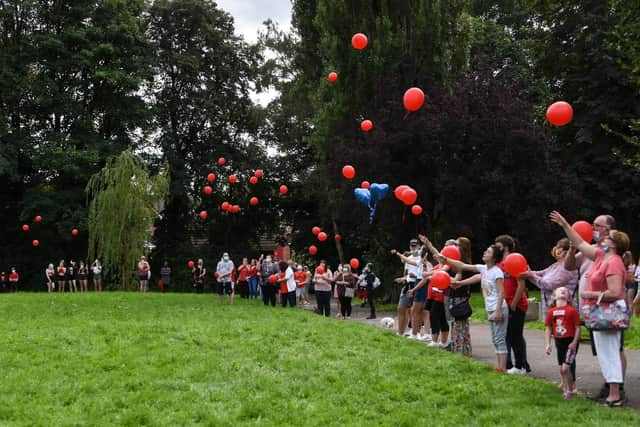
left=57, top=260, right=66, bottom=293
left=450, top=237, right=475, bottom=357
left=67, top=260, right=77, bottom=292
left=313, top=262, right=333, bottom=317
left=545, top=287, right=581, bottom=399
left=78, top=261, right=88, bottom=292
left=160, top=260, right=171, bottom=293
left=216, top=253, right=234, bottom=304
left=237, top=258, right=250, bottom=299
left=441, top=244, right=507, bottom=371
left=294, top=264, right=308, bottom=306
left=550, top=210, right=629, bottom=406
left=391, top=239, right=423, bottom=337
left=336, top=264, right=357, bottom=319
left=494, top=235, right=531, bottom=375
left=138, top=256, right=150, bottom=293
left=192, top=259, right=206, bottom=293
left=304, top=265, right=312, bottom=305
left=278, top=260, right=296, bottom=308
left=248, top=259, right=259, bottom=299
left=8, top=267, right=19, bottom=293
left=332, top=265, right=342, bottom=318
left=0, top=271, right=6, bottom=292
left=259, top=255, right=278, bottom=307
left=92, top=260, right=103, bottom=292
left=45, top=264, right=55, bottom=292
left=360, top=263, right=377, bottom=319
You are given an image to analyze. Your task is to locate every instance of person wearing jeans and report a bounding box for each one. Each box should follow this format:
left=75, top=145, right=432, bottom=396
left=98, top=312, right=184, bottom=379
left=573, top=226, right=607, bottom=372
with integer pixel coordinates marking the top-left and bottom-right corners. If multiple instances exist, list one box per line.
left=336, top=264, right=357, bottom=319
left=258, top=255, right=278, bottom=306
left=248, top=259, right=259, bottom=299
left=313, top=262, right=332, bottom=316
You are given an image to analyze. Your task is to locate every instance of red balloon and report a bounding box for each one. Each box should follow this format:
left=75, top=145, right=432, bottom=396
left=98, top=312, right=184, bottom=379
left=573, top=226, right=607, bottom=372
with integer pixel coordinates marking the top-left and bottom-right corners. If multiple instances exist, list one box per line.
left=328, top=72, right=338, bottom=83
left=218, top=157, right=226, bottom=166
left=312, top=226, right=321, bottom=235
left=207, top=173, right=216, bottom=183
left=228, top=174, right=238, bottom=184
left=221, top=201, right=230, bottom=211
left=188, top=260, right=195, bottom=268
left=279, top=185, right=288, bottom=195
left=250, top=197, right=259, bottom=206
left=351, top=33, right=368, bottom=50
left=411, top=205, right=423, bottom=215
left=316, top=266, right=325, bottom=275
left=503, top=253, right=528, bottom=278
left=361, top=181, right=370, bottom=189
left=269, top=274, right=278, bottom=284
left=394, top=185, right=409, bottom=200
left=22, top=224, right=29, bottom=232
left=309, top=245, right=318, bottom=255
left=32, top=240, right=39, bottom=247
left=317, top=232, right=328, bottom=242
left=401, top=188, right=418, bottom=205
left=403, top=87, right=425, bottom=112
left=350, top=258, right=360, bottom=269
left=203, top=185, right=213, bottom=195
left=441, top=245, right=461, bottom=261
left=254, top=169, right=264, bottom=178
left=249, top=176, right=258, bottom=185
left=35, top=215, right=42, bottom=223
left=431, top=270, right=451, bottom=289
left=334, top=234, right=342, bottom=242
left=572, top=220, right=593, bottom=243
left=360, top=120, right=373, bottom=132
left=342, top=165, right=356, bottom=179
left=232, top=205, right=241, bottom=214
left=71, top=229, right=79, bottom=236
left=199, top=211, right=208, bottom=220
left=546, top=101, right=573, bottom=126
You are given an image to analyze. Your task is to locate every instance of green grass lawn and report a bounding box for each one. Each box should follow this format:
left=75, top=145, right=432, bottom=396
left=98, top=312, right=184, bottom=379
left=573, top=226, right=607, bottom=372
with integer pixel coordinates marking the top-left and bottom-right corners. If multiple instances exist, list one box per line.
left=1, top=293, right=639, bottom=426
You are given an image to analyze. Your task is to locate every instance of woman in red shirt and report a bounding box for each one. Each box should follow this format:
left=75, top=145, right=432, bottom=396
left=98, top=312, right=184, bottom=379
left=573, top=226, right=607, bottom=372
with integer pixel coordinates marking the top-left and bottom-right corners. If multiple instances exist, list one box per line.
left=551, top=211, right=629, bottom=406
left=9, top=268, right=19, bottom=293
left=237, top=258, right=250, bottom=299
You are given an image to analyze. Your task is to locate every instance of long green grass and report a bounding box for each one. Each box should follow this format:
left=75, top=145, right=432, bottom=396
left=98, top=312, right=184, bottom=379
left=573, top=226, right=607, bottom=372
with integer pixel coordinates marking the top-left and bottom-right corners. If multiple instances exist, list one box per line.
left=0, top=293, right=638, bottom=426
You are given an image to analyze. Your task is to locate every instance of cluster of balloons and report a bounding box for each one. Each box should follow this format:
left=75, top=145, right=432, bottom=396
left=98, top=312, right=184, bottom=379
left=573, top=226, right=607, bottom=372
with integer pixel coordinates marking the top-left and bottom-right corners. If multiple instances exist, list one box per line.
left=21, top=215, right=80, bottom=248
left=354, top=183, right=390, bottom=224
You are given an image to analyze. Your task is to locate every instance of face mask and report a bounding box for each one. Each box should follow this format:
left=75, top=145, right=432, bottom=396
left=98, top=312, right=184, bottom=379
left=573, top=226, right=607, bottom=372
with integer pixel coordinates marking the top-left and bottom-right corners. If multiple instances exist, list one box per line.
left=555, top=297, right=567, bottom=307
left=223, top=256, right=229, bottom=261
left=297, top=267, right=303, bottom=272
left=363, top=268, right=370, bottom=273
left=602, top=246, right=610, bottom=254
left=593, top=231, right=601, bottom=242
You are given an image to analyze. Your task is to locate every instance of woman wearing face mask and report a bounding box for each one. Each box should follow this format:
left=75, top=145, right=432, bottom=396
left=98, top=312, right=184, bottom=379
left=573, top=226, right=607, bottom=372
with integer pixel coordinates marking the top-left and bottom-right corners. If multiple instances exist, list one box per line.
left=519, top=238, right=578, bottom=319
left=237, top=258, right=250, bottom=299
left=549, top=211, right=630, bottom=406
left=336, top=264, right=357, bottom=319
left=313, top=262, right=333, bottom=316
left=294, top=264, right=307, bottom=306
left=248, top=259, right=259, bottom=299
left=259, top=255, right=278, bottom=306
left=332, top=265, right=342, bottom=318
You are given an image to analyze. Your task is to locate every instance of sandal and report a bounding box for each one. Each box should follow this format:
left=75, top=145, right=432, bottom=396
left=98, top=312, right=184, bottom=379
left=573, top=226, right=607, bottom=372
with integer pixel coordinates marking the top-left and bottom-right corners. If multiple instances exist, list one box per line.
left=602, top=398, right=626, bottom=407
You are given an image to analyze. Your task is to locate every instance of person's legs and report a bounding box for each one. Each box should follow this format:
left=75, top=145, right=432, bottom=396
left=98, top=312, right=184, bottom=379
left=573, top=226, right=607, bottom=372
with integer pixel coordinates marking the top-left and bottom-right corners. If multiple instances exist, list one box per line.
left=489, top=312, right=508, bottom=370
left=397, top=304, right=408, bottom=335
left=367, top=290, right=376, bottom=318
left=289, top=291, right=296, bottom=308
left=593, top=330, right=623, bottom=402
left=411, top=301, right=425, bottom=336
left=429, top=301, right=444, bottom=343
left=507, top=308, right=526, bottom=370
left=439, top=307, right=450, bottom=345
left=345, top=297, right=352, bottom=317
left=229, top=284, right=235, bottom=304
left=317, top=290, right=330, bottom=316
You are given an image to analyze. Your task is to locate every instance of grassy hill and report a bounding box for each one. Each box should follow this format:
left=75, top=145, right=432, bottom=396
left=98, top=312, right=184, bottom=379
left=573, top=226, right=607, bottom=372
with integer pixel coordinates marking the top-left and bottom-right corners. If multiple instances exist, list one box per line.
left=0, top=293, right=637, bottom=426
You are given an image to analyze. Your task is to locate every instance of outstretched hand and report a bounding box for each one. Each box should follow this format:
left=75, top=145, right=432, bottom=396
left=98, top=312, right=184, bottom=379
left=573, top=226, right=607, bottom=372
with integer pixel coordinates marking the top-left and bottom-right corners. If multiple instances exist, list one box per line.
left=549, top=211, right=569, bottom=228
left=418, top=234, right=430, bottom=244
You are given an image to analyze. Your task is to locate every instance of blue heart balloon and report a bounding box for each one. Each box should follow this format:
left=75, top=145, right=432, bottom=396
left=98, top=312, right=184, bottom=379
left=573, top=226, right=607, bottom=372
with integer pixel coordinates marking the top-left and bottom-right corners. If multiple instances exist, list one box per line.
left=354, top=188, right=371, bottom=206
left=369, top=183, right=389, bottom=202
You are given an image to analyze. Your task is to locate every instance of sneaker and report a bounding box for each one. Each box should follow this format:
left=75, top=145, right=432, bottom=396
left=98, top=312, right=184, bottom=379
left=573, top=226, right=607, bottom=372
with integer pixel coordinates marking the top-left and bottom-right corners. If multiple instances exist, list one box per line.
left=403, top=331, right=412, bottom=337
left=346, top=316, right=351, bottom=320
left=428, top=342, right=440, bottom=347
left=442, top=343, right=452, bottom=351
left=563, top=391, right=573, bottom=399
left=506, top=367, right=527, bottom=375
left=419, top=334, right=432, bottom=342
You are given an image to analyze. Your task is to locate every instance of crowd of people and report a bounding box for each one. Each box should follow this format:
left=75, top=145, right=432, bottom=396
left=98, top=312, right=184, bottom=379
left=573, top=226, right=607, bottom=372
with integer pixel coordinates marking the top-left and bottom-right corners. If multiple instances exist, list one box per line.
left=1, top=211, right=638, bottom=407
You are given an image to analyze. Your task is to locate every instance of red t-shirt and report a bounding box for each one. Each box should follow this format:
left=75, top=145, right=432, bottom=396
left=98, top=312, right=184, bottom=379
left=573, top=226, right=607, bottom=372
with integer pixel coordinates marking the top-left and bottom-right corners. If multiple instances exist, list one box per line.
left=9, top=273, right=19, bottom=282
left=237, top=265, right=249, bottom=282
left=498, top=261, right=528, bottom=312
left=279, top=272, right=288, bottom=294
left=545, top=304, right=580, bottom=339
left=587, top=250, right=625, bottom=300
left=427, top=265, right=446, bottom=303
left=294, top=271, right=307, bottom=288
left=248, top=266, right=258, bottom=278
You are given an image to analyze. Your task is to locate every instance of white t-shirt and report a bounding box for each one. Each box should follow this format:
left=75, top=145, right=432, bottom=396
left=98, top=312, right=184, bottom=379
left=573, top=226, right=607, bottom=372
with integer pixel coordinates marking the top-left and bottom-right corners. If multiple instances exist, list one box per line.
left=405, top=254, right=423, bottom=282
left=475, top=264, right=504, bottom=312
left=92, top=265, right=102, bottom=275
left=216, top=260, right=234, bottom=282
left=285, top=266, right=296, bottom=293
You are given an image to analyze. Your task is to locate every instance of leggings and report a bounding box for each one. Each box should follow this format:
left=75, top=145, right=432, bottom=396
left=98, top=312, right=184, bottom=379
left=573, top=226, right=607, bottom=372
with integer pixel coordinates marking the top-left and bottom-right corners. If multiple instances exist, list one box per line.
left=316, top=290, right=331, bottom=317
left=430, top=300, right=449, bottom=335
left=339, top=296, right=352, bottom=317
left=507, top=308, right=527, bottom=369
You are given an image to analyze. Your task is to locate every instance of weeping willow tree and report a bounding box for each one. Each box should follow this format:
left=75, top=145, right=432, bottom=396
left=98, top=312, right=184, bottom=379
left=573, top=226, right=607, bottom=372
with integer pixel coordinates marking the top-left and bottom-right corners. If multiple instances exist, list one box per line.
left=86, top=150, right=169, bottom=289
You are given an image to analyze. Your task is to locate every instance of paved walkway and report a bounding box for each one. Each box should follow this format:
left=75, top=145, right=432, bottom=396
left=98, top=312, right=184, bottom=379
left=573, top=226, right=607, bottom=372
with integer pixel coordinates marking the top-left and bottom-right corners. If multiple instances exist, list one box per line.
left=302, top=297, right=639, bottom=409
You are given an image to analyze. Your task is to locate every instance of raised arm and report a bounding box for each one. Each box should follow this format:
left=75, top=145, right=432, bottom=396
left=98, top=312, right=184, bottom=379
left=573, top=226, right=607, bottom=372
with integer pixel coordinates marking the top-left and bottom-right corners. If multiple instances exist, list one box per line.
left=436, top=255, right=478, bottom=273
left=418, top=234, right=440, bottom=258
left=549, top=211, right=597, bottom=261
left=391, top=250, right=418, bottom=266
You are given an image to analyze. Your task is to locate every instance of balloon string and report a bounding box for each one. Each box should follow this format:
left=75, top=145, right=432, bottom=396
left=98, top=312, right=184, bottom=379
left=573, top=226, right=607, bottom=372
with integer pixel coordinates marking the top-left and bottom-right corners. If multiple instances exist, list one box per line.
left=403, top=111, right=410, bottom=121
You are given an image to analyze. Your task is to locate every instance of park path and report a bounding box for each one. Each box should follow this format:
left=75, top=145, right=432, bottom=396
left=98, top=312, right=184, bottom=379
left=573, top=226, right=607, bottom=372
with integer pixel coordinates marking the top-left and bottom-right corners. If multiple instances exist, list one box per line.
left=301, top=297, right=640, bottom=409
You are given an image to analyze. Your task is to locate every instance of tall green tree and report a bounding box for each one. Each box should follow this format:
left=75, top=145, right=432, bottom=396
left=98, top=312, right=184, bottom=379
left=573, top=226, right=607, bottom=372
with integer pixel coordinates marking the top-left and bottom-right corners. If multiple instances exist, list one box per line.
left=86, top=150, right=168, bottom=289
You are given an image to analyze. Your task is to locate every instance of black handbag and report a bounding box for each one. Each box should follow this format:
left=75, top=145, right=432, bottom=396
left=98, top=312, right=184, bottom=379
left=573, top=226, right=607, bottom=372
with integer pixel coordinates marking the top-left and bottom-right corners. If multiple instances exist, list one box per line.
left=449, top=297, right=472, bottom=320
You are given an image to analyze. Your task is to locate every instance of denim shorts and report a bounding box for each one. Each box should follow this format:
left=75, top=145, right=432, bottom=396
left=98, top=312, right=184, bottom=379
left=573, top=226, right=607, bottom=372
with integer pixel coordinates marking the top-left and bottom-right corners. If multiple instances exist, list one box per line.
left=412, top=286, right=427, bottom=304
left=398, top=281, right=417, bottom=308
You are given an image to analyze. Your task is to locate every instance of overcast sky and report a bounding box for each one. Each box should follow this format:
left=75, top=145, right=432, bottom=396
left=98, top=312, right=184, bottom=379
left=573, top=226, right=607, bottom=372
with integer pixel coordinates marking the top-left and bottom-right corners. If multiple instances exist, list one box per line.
left=216, top=0, right=292, bottom=42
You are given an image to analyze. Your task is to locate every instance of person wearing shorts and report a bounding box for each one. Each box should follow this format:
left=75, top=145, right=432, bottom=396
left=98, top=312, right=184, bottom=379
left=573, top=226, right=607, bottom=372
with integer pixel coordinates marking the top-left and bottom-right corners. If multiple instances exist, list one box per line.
left=392, top=239, right=423, bottom=337
left=216, top=253, right=235, bottom=304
